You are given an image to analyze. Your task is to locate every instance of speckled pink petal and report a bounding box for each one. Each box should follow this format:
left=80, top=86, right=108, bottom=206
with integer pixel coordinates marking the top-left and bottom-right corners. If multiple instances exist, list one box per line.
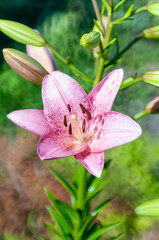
left=75, top=150, right=104, bottom=178
left=26, top=45, right=56, bottom=73
left=38, top=133, right=86, bottom=160
left=89, top=69, right=123, bottom=116
left=7, top=109, right=51, bottom=136
left=88, top=111, right=142, bottom=152
left=42, top=71, right=92, bottom=131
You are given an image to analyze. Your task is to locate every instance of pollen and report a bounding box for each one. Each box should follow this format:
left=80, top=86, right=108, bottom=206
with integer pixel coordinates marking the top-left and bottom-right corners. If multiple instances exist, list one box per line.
left=70, top=114, right=77, bottom=119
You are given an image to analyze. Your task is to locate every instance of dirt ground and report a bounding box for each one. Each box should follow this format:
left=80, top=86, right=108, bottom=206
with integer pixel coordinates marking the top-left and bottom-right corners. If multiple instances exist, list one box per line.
left=0, top=133, right=70, bottom=236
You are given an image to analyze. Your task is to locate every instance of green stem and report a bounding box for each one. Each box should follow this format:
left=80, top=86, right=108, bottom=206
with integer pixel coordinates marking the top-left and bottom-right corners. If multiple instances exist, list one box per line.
left=45, top=43, right=93, bottom=83
left=76, top=165, right=87, bottom=211
left=132, top=5, right=148, bottom=15
left=91, top=0, right=106, bottom=35
left=93, top=5, right=113, bottom=88
left=120, top=77, right=143, bottom=90
left=104, top=36, right=141, bottom=68
left=133, top=110, right=149, bottom=120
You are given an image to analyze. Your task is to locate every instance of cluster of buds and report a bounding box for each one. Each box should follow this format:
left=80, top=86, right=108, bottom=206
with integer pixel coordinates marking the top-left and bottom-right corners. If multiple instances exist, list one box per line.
left=0, top=20, right=56, bottom=85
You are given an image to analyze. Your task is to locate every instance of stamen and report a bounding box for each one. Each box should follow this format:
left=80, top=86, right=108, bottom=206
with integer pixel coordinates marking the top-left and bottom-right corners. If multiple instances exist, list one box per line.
left=86, top=110, right=91, bottom=120
left=69, top=123, right=72, bottom=135
left=82, top=119, right=86, bottom=132
left=64, top=115, right=67, bottom=127
left=67, top=104, right=71, bottom=112
left=79, top=103, right=86, bottom=113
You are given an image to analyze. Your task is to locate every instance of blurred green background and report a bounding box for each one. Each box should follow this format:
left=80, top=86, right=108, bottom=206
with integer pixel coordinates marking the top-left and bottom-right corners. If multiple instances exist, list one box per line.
left=0, top=0, right=159, bottom=239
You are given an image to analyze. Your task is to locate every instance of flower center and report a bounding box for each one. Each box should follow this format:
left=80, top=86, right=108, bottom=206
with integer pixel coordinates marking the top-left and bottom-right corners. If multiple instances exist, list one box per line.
left=63, top=103, right=91, bottom=143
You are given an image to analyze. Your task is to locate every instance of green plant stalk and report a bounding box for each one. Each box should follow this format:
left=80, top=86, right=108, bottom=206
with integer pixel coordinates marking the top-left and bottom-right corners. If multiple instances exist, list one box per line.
left=120, top=77, right=143, bottom=90
left=104, top=36, right=141, bottom=68
left=133, top=110, right=149, bottom=120
left=45, top=43, right=93, bottom=84
left=92, top=0, right=106, bottom=35
left=132, top=5, right=148, bottom=15
left=93, top=1, right=113, bottom=88
left=76, top=165, right=87, bottom=212
left=72, top=165, right=87, bottom=240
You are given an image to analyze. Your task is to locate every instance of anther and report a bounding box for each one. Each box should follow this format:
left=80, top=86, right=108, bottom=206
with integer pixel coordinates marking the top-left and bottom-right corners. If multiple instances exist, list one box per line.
left=82, top=119, right=86, bottom=132
left=86, top=110, right=91, bottom=120
left=79, top=103, right=86, bottom=113
left=64, top=115, right=67, bottom=127
left=69, top=123, right=72, bottom=135
left=67, top=104, right=71, bottom=112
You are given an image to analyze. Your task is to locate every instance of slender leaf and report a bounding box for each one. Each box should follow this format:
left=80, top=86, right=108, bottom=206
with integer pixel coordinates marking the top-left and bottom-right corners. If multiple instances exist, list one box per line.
left=79, top=214, right=97, bottom=237
left=87, top=222, right=122, bottom=240
left=46, top=206, right=72, bottom=239
left=86, top=179, right=109, bottom=203
left=43, top=223, right=64, bottom=238
left=114, top=0, right=126, bottom=12
left=91, top=198, right=112, bottom=216
left=49, top=167, right=75, bottom=196
left=88, top=169, right=107, bottom=194
left=87, top=159, right=112, bottom=188
left=45, top=188, right=80, bottom=224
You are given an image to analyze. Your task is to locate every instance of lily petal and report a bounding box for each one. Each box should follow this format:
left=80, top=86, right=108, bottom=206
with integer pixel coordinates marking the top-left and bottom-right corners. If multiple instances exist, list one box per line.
left=7, top=109, right=51, bottom=136
left=88, top=111, right=142, bottom=152
left=75, top=149, right=104, bottom=178
left=42, top=71, right=92, bottom=130
left=26, top=45, right=56, bottom=73
left=38, top=133, right=86, bottom=160
left=89, top=69, right=124, bottom=116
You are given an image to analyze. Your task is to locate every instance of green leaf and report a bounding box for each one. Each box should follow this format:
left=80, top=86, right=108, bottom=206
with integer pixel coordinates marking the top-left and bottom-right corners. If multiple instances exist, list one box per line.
left=114, top=0, right=126, bottom=12
left=86, top=222, right=122, bottom=240
left=79, top=214, right=97, bottom=237
left=102, top=0, right=112, bottom=16
left=49, top=167, right=75, bottom=196
left=0, top=20, right=45, bottom=46
left=87, top=169, right=107, bottom=194
left=46, top=206, right=72, bottom=239
left=45, top=188, right=80, bottom=224
left=45, top=189, right=73, bottom=229
left=135, top=199, right=159, bottom=217
left=87, top=159, right=111, bottom=188
left=43, top=223, right=64, bottom=238
left=86, top=179, right=109, bottom=203
left=91, top=198, right=112, bottom=216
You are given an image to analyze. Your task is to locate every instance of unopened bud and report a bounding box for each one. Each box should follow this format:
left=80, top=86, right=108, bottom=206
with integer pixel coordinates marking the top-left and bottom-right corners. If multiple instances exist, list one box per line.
left=146, top=97, right=159, bottom=114
left=3, top=48, right=48, bottom=85
left=80, top=31, right=100, bottom=49
left=148, top=4, right=159, bottom=17
left=142, top=71, right=159, bottom=87
left=142, top=25, right=159, bottom=40
left=0, top=20, right=45, bottom=46
left=26, top=45, right=56, bottom=73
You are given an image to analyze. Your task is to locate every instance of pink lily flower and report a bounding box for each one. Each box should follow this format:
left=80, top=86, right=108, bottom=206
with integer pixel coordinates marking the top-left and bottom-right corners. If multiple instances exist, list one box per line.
left=7, top=69, right=142, bottom=178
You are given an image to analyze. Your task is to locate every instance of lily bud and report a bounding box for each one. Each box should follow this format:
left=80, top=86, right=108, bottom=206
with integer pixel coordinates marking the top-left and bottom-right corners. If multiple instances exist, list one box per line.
left=3, top=48, right=48, bottom=85
left=146, top=97, right=159, bottom=114
left=26, top=45, right=56, bottom=73
left=80, top=31, right=100, bottom=49
left=142, top=71, right=159, bottom=87
left=0, top=20, right=45, bottom=46
left=142, top=25, right=159, bottom=40
left=148, top=4, right=159, bottom=17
